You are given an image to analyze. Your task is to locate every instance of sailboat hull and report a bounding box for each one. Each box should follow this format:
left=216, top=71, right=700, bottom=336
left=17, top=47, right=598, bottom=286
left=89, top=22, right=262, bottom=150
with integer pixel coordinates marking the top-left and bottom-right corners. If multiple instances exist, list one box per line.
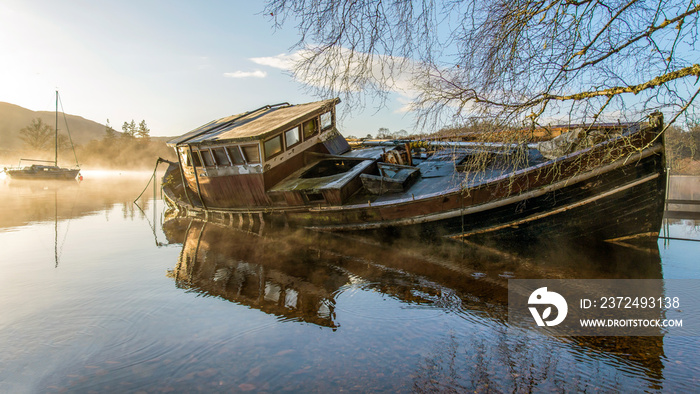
left=6, top=166, right=80, bottom=180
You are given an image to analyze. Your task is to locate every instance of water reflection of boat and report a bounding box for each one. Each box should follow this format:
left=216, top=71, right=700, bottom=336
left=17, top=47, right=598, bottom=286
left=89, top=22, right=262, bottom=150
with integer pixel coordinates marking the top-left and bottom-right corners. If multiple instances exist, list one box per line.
left=162, top=99, right=666, bottom=244
left=163, top=216, right=347, bottom=328
left=0, top=173, right=156, bottom=231
left=162, top=213, right=667, bottom=384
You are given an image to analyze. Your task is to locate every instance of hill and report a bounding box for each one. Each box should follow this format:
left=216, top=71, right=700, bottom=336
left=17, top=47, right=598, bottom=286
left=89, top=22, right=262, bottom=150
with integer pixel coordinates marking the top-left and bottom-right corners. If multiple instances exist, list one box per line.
left=0, top=102, right=177, bottom=170
left=0, top=101, right=108, bottom=151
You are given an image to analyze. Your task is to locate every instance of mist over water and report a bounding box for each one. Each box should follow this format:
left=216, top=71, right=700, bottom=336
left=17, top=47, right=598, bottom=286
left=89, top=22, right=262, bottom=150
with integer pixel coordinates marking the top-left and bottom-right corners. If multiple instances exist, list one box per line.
left=0, top=173, right=699, bottom=392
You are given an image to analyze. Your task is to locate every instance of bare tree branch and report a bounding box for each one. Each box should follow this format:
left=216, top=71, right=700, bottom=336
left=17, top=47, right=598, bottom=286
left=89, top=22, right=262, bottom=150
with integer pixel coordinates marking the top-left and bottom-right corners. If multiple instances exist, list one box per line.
left=266, top=0, right=700, bottom=129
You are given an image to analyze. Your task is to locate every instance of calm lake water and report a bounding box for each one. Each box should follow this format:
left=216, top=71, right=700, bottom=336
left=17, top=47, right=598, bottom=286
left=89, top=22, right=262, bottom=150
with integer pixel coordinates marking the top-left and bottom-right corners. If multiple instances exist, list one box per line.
left=1, top=171, right=698, bottom=393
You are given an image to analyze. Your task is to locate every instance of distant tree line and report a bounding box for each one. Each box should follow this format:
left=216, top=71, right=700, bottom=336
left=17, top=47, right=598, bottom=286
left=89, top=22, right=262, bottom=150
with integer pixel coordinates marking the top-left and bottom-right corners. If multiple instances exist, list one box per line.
left=373, top=122, right=700, bottom=174
left=76, top=119, right=172, bottom=169
left=666, top=125, right=700, bottom=174
left=116, top=119, right=150, bottom=140
left=375, top=127, right=409, bottom=139
left=12, top=117, right=174, bottom=169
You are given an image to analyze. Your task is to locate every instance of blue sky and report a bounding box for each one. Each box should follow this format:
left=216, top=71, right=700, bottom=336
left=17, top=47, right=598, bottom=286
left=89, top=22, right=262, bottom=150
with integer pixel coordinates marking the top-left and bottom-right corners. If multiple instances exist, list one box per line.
left=0, top=0, right=417, bottom=138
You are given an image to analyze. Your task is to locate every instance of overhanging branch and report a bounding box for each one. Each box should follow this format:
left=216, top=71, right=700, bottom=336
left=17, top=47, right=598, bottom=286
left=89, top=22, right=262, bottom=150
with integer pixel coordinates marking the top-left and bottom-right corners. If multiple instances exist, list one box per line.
left=538, top=64, right=700, bottom=102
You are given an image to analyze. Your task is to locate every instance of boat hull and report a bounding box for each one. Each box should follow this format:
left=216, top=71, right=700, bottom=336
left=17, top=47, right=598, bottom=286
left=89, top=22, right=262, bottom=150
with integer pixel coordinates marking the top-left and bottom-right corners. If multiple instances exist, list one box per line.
left=6, top=168, right=80, bottom=180
left=291, top=145, right=666, bottom=243
left=437, top=147, right=666, bottom=245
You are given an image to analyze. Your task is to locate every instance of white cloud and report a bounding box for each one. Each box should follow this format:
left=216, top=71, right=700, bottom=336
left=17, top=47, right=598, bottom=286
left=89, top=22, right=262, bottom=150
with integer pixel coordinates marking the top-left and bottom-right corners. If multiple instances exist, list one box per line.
left=250, top=48, right=431, bottom=116
left=252, top=48, right=422, bottom=95
left=395, top=96, right=416, bottom=114
left=250, top=53, right=298, bottom=70
left=223, top=70, right=267, bottom=79
left=197, top=56, right=212, bottom=70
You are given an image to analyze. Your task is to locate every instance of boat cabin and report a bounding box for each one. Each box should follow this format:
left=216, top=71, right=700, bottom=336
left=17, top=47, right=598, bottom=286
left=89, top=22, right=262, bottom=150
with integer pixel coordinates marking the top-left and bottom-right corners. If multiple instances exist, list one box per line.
left=167, top=98, right=361, bottom=208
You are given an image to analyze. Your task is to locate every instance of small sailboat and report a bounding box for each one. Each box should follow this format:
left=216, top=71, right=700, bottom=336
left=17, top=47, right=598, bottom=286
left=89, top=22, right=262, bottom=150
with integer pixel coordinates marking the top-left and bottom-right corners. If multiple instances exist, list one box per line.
left=5, top=91, right=81, bottom=180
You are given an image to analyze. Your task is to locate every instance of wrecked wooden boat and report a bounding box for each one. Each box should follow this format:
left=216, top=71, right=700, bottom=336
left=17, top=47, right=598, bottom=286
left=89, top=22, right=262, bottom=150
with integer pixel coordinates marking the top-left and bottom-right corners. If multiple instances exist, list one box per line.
left=162, top=98, right=667, bottom=245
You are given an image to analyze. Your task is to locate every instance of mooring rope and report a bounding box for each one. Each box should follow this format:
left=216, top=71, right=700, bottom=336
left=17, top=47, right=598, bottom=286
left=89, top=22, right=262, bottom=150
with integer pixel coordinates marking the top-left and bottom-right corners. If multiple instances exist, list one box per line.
left=134, top=157, right=166, bottom=203
left=134, top=157, right=170, bottom=247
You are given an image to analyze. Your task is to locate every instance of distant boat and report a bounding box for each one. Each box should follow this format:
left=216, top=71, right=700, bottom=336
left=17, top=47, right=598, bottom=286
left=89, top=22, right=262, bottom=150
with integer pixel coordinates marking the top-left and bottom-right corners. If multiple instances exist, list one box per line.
left=5, top=91, right=81, bottom=180
left=161, top=99, right=666, bottom=245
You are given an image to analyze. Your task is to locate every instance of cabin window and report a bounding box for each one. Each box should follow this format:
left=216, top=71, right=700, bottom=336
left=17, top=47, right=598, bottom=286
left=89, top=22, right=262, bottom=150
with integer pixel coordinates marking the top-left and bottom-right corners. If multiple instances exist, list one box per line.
left=226, top=146, right=245, bottom=165
left=200, top=149, right=216, bottom=167
left=191, top=150, right=202, bottom=167
left=264, top=135, right=283, bottom=159
left=212, top=148, right=230, bottom=166
left=241, top=144, right=261, bottom=163
left=303, top=118, right=318, bottom=140
left=320, top=111, right=333, bottom=130
left=285, top=126, right=301, bottom=148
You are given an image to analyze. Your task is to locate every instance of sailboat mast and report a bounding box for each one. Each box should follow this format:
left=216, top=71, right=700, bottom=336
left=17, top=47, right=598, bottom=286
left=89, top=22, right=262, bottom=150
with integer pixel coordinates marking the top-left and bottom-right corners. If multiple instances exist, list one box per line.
left=55, top=90, right=58, bottom=167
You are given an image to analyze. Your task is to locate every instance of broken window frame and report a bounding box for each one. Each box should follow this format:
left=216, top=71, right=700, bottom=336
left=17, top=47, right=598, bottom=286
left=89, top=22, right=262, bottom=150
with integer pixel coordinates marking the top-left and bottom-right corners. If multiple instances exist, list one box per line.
left=320, top=111, right=333, bottom=131
left=199, top=149, right=216, bottom=167
left=191, top=149, right=203, bottom=167
left=212, top=147, right=231, bottom=166
left=241, top=144, right=261, bottom=164
left=226, top=145, right=246, bottom=165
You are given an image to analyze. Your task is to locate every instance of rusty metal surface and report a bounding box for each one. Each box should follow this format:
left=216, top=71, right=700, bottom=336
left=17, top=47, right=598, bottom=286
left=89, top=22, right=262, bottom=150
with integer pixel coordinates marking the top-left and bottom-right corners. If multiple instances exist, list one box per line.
left=168, top=99, right=339, bottom=146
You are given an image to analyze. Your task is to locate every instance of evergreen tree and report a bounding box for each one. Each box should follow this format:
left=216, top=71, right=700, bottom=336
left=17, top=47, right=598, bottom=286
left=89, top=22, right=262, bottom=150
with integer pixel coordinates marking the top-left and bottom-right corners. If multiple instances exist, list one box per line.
left=105, top=119, right=117, bottom=140
left=121, top=120, right=136, bottom=138
left=137, top=120, right=151, bottom=141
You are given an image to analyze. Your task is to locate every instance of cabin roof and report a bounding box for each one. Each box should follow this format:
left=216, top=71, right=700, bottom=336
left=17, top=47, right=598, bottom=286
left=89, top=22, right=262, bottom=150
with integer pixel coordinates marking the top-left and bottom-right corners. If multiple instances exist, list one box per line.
left=167, top=98, right=340, bottom=147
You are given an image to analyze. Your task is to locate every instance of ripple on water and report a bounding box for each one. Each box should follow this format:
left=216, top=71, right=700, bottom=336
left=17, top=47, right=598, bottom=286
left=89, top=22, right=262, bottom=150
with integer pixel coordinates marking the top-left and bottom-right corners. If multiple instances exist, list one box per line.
left=331, top=282, right=466, bottom=323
